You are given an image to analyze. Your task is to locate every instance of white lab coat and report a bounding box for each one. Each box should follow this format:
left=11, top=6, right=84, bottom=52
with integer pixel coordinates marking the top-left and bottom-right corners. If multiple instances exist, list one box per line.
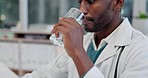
left=22, top=18, right=148, bottom=78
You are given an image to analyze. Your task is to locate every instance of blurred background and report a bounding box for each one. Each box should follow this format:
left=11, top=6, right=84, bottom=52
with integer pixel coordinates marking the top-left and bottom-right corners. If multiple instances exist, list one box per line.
left=0, top=0, right=148, bottom=77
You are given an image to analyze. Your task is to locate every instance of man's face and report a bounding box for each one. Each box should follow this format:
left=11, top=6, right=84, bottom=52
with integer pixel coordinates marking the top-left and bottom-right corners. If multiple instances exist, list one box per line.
left=79, top=0, right=115, bottom=32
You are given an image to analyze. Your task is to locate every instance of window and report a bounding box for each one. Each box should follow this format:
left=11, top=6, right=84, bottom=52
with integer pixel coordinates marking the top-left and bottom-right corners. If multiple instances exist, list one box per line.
left=121, top=0, right=133, bottom=23
left=0, top=0, right=19, bottom=29
left=147, top=0, right=148, bottom=13
left=28, top=0, right=59, bottom=25
left=28, top=0, right=79, bottom=29
left=0, top=0, right=79, bottom=29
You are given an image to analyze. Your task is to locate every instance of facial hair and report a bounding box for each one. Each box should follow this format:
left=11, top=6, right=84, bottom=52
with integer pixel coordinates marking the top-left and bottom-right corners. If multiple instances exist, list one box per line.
left=85, top=2, right=113, bottom=32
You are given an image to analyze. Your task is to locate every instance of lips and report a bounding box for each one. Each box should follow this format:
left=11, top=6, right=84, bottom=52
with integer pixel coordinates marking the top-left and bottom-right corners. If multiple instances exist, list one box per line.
left=83, top=19, right=93, bottom=25
left=82, top=20, right=94, bottom=29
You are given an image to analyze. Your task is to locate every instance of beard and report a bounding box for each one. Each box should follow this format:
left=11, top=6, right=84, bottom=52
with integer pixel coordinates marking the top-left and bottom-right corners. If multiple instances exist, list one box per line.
left=84, top=3, right=113, bottom=32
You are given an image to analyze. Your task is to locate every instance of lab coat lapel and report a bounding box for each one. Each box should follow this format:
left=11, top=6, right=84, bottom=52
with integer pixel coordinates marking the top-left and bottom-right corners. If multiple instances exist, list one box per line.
left=94, top=43, right=117, bottom=65
left=84, top=34, right=117, bottom=65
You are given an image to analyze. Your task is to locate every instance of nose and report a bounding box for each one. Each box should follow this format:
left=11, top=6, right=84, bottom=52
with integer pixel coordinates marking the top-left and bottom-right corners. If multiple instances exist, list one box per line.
left=79, top=1, right=88, bottom=15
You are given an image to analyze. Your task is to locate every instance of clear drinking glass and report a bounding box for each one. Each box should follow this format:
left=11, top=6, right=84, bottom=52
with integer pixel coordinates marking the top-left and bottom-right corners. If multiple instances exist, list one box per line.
left=50, top=8, right=86, bottom=47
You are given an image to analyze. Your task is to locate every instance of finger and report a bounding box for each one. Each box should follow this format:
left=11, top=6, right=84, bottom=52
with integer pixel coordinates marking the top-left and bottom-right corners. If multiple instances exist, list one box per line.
left=51, top=24, right=62, bottom=37
left=58, top=17, right=84, bottom=33
left=54, top=31, right=60, bottom=38
left=50, top=24, right=57, bottom=34
left=59, top=17, right=80, bottom=27
left=53, top=25, right=69, bottom=36
left=53, top=20, right=74, bottom=32
left=61, top=17, right=84, bottom=30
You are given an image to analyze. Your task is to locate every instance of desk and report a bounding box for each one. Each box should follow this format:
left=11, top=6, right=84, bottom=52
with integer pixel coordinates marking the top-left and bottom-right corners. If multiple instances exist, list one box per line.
left=0, top=63, right=19, bottom=78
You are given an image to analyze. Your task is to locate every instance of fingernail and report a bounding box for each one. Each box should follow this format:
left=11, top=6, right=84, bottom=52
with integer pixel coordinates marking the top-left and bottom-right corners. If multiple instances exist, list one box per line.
left=59, top=17, right=63, bottom=19
left=50, top=29, right=54, bottom=34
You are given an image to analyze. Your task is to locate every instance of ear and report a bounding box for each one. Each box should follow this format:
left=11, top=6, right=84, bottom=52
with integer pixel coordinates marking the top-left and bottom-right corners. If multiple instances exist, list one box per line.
left=113, top=0, right=124, bottom=10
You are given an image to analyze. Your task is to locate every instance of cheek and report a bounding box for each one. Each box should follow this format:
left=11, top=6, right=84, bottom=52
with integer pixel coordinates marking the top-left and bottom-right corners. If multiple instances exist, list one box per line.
left=89, top=1, right=112, bottom=17
left=89, top=7, right=99, bottom=17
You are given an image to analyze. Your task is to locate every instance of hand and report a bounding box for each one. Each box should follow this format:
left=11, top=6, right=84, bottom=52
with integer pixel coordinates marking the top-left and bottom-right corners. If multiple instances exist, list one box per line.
left=51, top=17, right=93, bottom=76
left=51, top=17, right=85, bottom=57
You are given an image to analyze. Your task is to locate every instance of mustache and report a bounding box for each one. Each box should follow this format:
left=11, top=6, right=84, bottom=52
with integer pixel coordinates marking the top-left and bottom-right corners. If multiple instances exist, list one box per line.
left=86, top=17, right=94, bottom=21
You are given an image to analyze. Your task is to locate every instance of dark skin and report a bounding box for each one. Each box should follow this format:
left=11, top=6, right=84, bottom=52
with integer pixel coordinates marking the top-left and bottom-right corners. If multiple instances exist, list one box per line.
left=51, top=0, right=124, bottom=77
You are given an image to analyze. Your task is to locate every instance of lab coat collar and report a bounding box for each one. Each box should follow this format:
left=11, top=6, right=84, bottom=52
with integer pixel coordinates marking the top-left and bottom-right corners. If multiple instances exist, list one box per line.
left=106, top=18, right=132, bottom=46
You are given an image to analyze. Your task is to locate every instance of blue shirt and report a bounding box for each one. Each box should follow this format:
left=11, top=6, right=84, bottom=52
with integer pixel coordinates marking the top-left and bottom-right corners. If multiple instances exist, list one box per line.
left=87, top=40, right=107, bottom=63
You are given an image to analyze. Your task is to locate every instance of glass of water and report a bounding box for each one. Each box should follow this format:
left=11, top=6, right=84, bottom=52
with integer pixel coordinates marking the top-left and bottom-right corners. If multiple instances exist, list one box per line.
left=50, top=8, right=86, bottom=47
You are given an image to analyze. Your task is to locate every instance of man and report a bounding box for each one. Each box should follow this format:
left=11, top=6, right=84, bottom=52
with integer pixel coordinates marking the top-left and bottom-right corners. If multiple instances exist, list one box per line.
left=22, top=0, right=148, bottom=78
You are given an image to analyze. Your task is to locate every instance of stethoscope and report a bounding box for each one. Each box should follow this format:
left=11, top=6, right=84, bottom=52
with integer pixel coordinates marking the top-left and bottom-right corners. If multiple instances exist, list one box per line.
left=114, top=46, right=125, bottom=78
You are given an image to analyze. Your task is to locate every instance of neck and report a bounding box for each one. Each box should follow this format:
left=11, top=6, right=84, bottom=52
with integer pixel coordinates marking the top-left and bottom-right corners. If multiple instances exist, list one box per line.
left=94, top=16, right=123, bottom=47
